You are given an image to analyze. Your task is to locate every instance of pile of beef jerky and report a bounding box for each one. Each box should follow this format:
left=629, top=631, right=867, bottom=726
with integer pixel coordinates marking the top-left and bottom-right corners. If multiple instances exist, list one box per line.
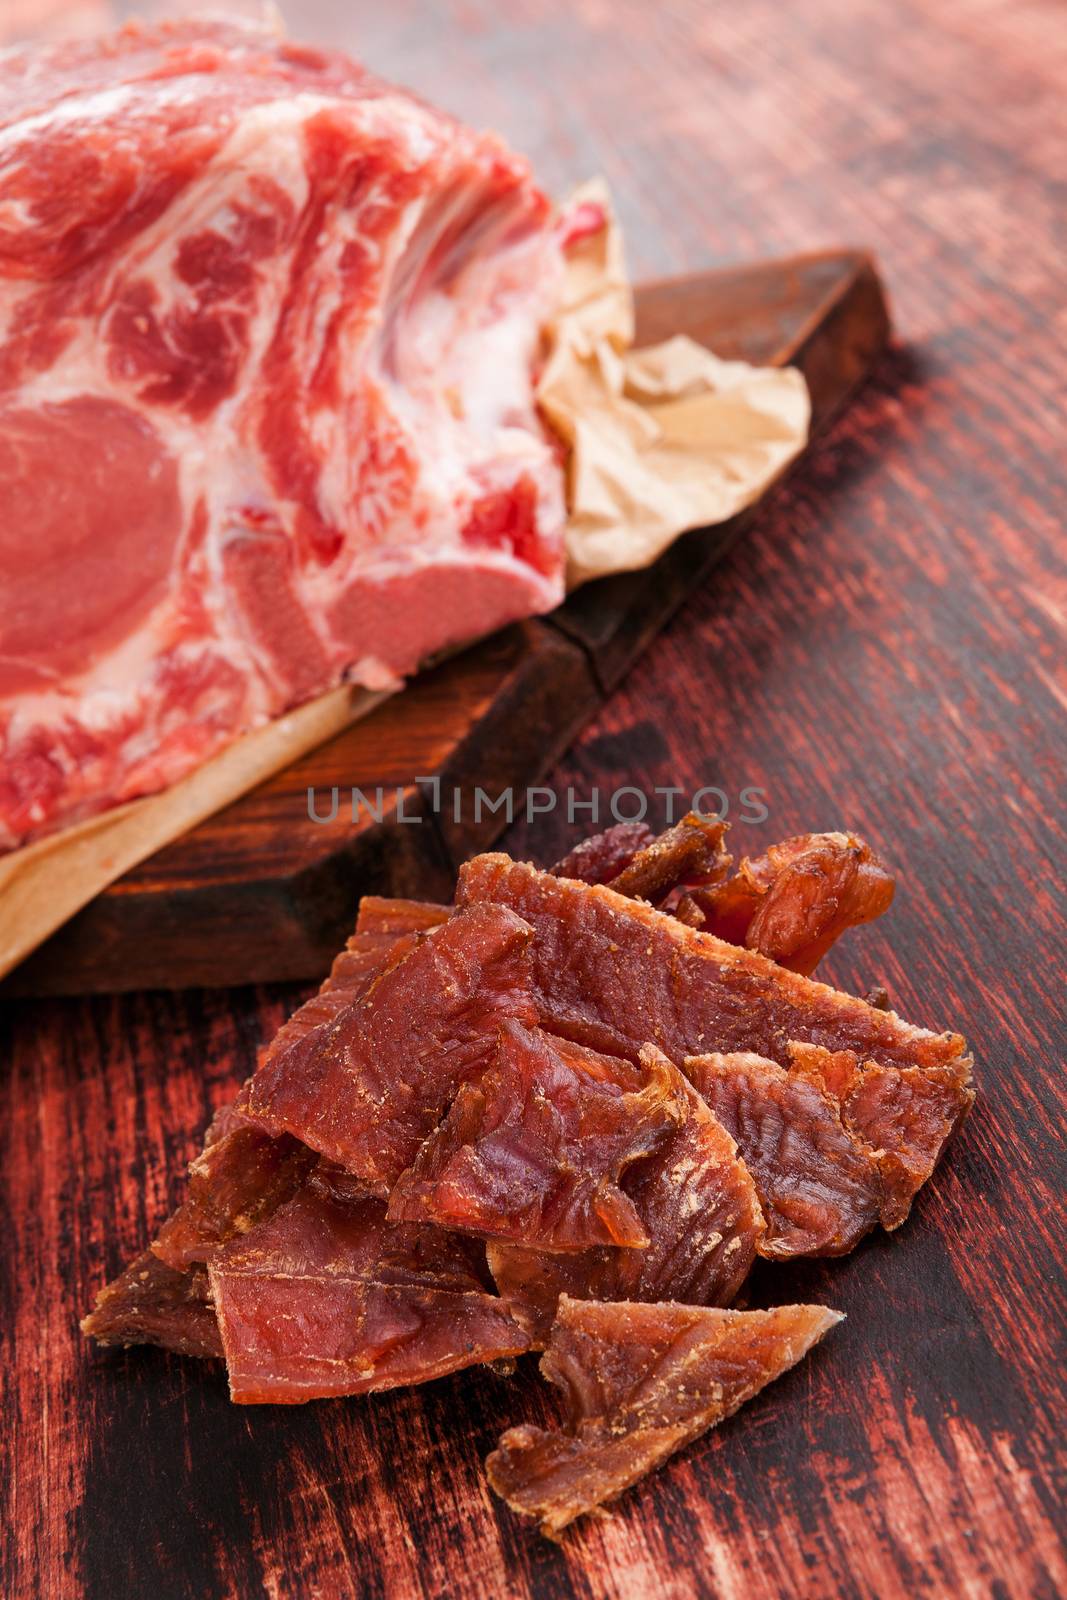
left=84, top=816, right=974, bottom=1535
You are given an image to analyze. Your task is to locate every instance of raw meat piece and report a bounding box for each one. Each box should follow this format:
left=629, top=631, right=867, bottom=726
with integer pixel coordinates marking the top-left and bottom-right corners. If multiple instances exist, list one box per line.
left=208, top=1183, right=529, bottom=1403
left=456, top=855, right=972, bottom=1076
left=355, top=896, right=450, bottom=935
left=684, top=1052, right=883, bottom=1256
left=488, top=1049, right=765, bottom=1342
left=486, top=1295, right=841, bottom=1534
left=690, top=832, right=894, bottom=973
left=551, top=823, right=655, bottom=885
left=789, top=1042, right=974, bottom=1228
left=236, top=903, right=537, bottom=1188
left=0, top=18, right=567, bottom=851
left=81, top=1250, right=222, bottom=1359
left=388, top=1023, right=686, bottom=1250
left=604, top=812, right=731, bottom=903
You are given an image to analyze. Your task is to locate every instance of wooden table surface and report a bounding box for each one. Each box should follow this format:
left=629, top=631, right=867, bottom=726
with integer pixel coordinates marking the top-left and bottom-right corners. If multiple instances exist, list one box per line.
left=2, top=2, right=1064, bottom=1597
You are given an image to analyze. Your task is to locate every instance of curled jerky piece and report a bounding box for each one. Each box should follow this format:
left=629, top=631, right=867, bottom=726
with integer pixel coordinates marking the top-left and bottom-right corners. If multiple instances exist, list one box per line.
left=208, top=1183, right=529, bottom=1403
left=457, top=855, right=970, bottom=1077
left=789, top=1042, right=974, bottom=1228
left=487, top=1295, right=842, bottom=1535
left=685, top=1052, right=882, bottom=1256
left=488, top=1050, right=765, bottom=1342
left=81, top=1251, right=222, bottom=1359
left=605, top=812, right=731, bottom=903
left=691, top=832, right=894, bottom=974
left=388, top=1024, right=685, bottom=1250
left=237, top=904, right=537, bottom=1189
left=551, top=822, right=655, bottom=885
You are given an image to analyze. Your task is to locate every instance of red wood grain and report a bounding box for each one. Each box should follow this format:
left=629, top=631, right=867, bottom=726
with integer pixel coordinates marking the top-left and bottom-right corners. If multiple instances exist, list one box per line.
left=2, top=2, right=1065, bottom=1597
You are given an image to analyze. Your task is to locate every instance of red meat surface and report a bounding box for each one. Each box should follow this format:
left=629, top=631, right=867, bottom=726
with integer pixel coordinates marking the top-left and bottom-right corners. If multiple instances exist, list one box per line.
left=387, top=1022, right=687, bottom=1250
left=208, top=1182, right=529, bottom=1403
left=236, top=903, right=537, bottom=1187
left=0, top=18, right=567, bottom=850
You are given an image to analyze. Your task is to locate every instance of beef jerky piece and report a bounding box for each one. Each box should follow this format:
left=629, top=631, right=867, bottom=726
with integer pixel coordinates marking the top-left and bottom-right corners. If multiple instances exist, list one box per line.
left=208, top=1186, right=529, bottom=1403
left=236, top=904, right=537, bottom=1190
left=81, top=1250, right=222, bottom=1359
left=355, top=897, right=451, bottom=936
left=89, top=918, right=418, bottom=1347
left=692, top=832, right=894, bottom=974
left=551, top=822, right=655, bottom=885
left=388, top=1024, right=686, bottom=1250
left=153, top=1129, right=316, bottom=1271
left=488, top=1048, right=765, bottom=1342
left=487, top=1295, right=842, bottom=1535
left=684, top=1052, right=883, bottom=1256
left=789, top=1042, right=974, bottom=1228
left=457, top=855, right=970, bottom=1077
left=153, top=927, right=419, bottom=1272
left=259, top=929, right=421, bottom=1071
left=605, top=812, right=731, bottom=904
left=671, top=893, right=707, bottom=929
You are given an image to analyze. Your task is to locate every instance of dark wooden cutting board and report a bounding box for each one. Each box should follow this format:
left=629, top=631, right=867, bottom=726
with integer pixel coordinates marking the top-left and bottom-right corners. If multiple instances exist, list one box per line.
left=6, top=249, right=889, bottom=996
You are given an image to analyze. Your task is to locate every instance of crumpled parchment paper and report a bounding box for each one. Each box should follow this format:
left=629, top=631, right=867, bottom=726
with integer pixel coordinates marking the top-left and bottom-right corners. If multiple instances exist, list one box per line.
left=540, top=180, right=810, bottom=587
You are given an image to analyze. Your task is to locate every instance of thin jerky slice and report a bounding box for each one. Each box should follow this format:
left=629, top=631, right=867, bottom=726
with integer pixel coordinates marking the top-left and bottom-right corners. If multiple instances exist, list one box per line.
left=488, top=1049, right=765, bottom=1342
left=457, top=855, right=969, bottom=1077
left=487, top=1295, right=842, bottom=1535
left=153, top=1128, right=316, bottom=1271
left=789, top=1042, right=974, bottom=1227
left=88, top=919, right=418, bottom=1348
left=258, top=927, right=420, bottom=1072
left=237, top=904, right=537, bottom=1190
left=388, top=1024, right=686, bottom=1250
left=153, top=926, right=418, bottom=1272
left=81, top=1251, right=222, bottom=1359
left=691, top=832, right=894, bottom=974
left=208, top=1184, right=529, bottom=1403
left=605, top=812, right=730, bottom=903
left=551, top=822, right=655, bottom=885
left=684, top=1052, right=882, bottom=1257
left=355, top=897, right=451, bottom=936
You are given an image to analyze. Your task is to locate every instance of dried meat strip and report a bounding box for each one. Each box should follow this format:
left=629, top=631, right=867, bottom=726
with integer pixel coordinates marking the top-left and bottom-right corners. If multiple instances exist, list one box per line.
left=551, top=822, right=655, bottom=885
left=486, top=1295, right=842, bottom=1535
left=208, top=1179, right=529, bottom=1403
left=488, top=1049, right=765, bottom=1342
left=236, top=903, right=537, bottom=1190
left=689, top=832, right=894, bottom=974
left=388, top=1023, right=686, bottom=1250
left=81, top=1250, right=222, bottom=1359
left=684, top=1052, right=883, bottom=1256
left=153, top=1128, right=316, bottom=1272
left=604, top=812, right=731, bottom=903
left=457, top=855, right=970, bottom=1079
left=355, top=897, right=451, bottom=936
left=87, top=918, right=419, bottom=1349
left=789, top=1043, right=974, bottom=1227
left=152, top=925, right=425, bottom=1273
